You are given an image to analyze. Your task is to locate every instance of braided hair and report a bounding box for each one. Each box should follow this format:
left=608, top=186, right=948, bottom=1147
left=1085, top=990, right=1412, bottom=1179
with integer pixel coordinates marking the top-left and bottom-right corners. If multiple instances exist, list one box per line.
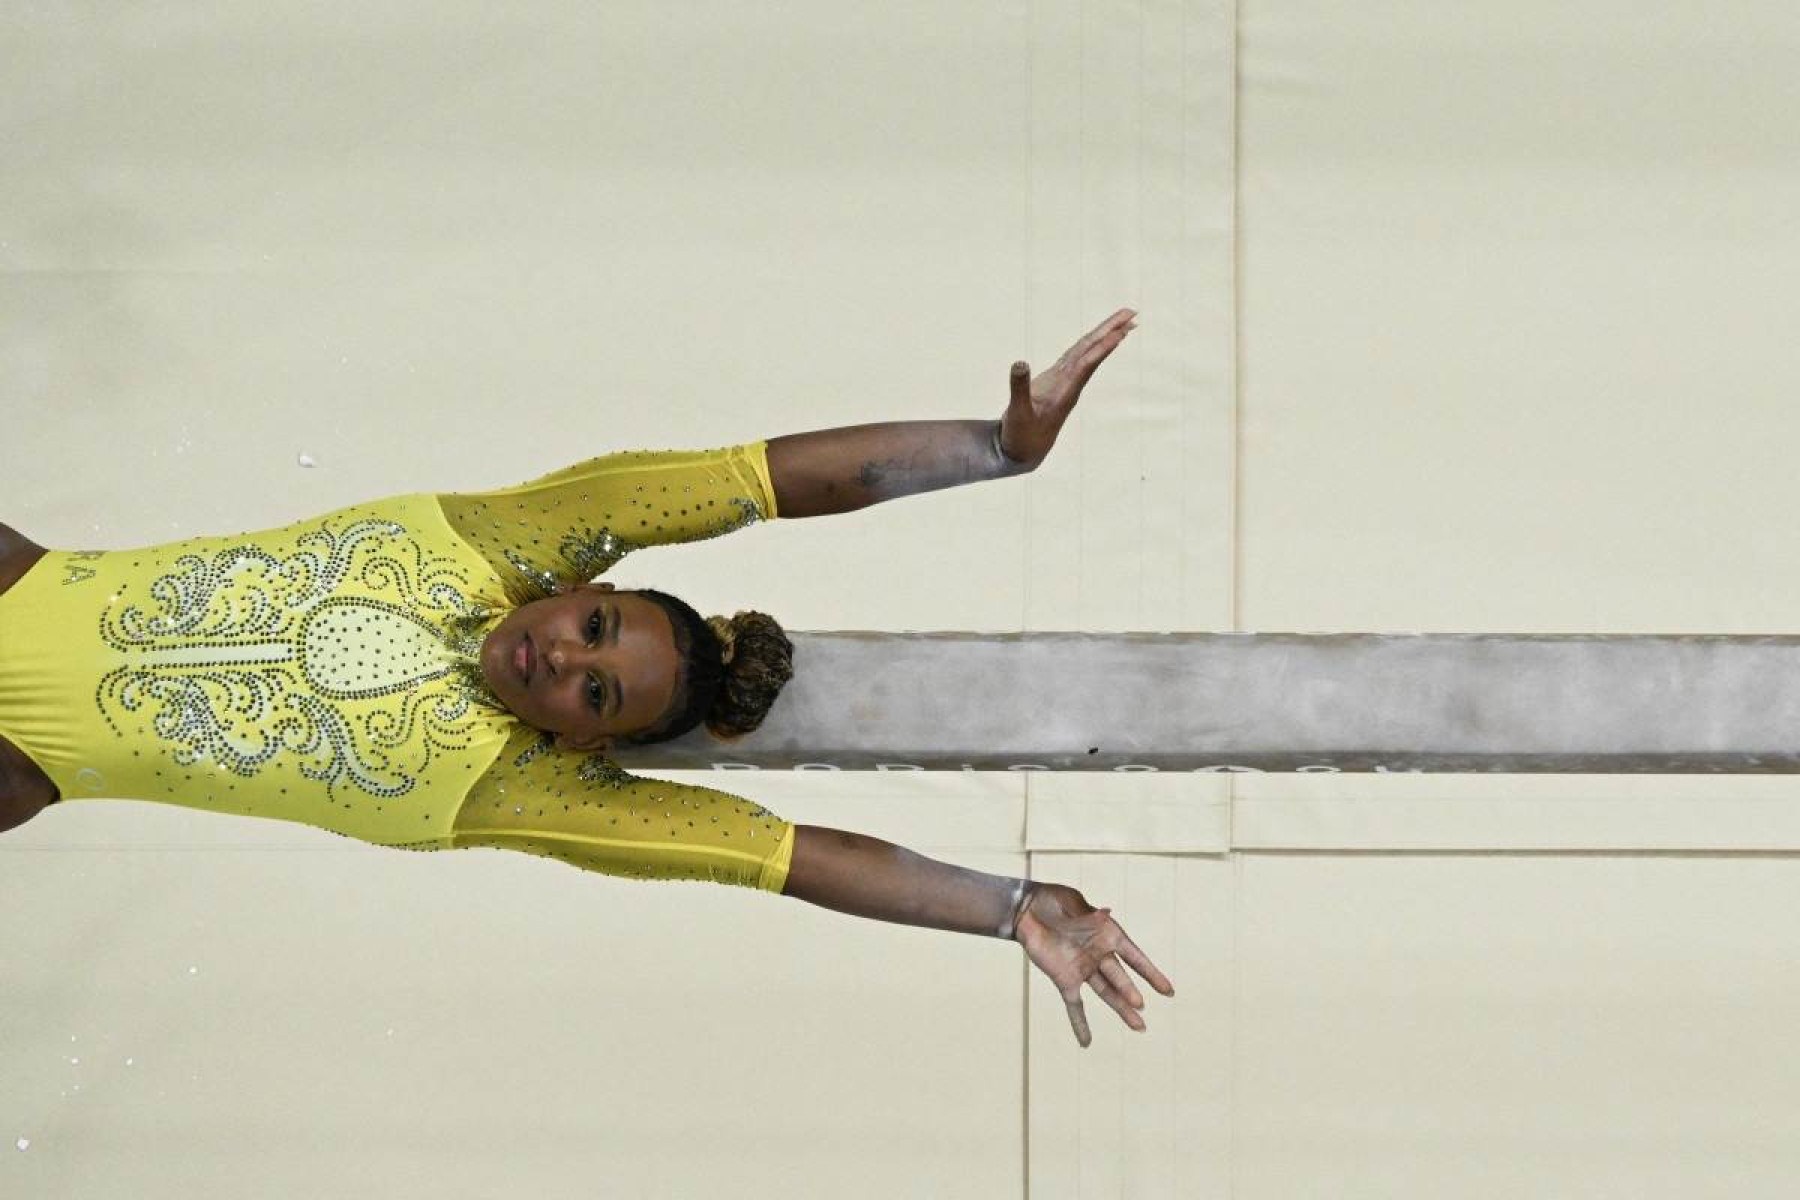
left=622, top=588, right=793, bottom=745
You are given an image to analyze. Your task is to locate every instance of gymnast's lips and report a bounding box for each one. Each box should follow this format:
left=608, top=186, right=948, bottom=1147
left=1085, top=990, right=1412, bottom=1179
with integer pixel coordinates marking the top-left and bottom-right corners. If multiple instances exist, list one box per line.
left=514, top=631, right=534, bottom=685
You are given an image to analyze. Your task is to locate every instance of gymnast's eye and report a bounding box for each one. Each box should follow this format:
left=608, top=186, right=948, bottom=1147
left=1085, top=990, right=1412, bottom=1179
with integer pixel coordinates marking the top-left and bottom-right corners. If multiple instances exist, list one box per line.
left=587, top=610, right=603, bottom=644
left=587, top=676, right=605, bottom=713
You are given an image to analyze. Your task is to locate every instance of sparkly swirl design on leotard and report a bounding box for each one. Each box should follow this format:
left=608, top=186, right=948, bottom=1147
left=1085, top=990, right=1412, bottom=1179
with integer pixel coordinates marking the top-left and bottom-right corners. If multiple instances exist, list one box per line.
left=484, top=499, right=761, bottom=609
left=94, top=516, right=506, bottom=800
left=497, top=523, right=635, bottom=608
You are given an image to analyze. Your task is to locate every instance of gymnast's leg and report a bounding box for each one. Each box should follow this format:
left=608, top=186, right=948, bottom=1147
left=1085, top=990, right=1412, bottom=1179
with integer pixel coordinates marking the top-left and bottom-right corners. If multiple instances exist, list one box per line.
left=0, top=729, right=55, bottom=831
left=0, top=767, right=52, bottom=833
left=0, top=525, right=53, bottom=833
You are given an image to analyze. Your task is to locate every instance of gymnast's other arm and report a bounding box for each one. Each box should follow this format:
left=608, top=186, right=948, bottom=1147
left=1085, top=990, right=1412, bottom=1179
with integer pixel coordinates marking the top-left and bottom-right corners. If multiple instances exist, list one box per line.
left=782, top=823, right=1175, bottom=1049
left=764, top=309, right=1137, bottom=518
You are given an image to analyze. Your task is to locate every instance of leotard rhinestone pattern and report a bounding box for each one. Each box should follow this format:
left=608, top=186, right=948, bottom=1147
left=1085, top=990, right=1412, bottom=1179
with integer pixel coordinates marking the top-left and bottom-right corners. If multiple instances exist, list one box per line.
left=93, top=516, right=501, bottom=800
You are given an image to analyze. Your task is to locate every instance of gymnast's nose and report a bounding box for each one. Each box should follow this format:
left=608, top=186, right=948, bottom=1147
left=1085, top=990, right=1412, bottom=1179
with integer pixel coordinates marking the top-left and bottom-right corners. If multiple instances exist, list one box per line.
left=544, top=637, right=597, bottom=678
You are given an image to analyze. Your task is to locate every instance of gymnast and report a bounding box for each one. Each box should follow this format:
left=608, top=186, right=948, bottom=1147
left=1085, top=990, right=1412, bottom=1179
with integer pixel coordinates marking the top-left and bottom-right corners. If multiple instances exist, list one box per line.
left=0, top=307, right=1172, bottom=1048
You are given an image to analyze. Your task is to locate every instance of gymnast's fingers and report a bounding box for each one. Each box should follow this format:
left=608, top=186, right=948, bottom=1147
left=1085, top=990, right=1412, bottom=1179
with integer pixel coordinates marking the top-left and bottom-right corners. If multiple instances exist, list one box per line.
left=1091, top=963, right=1147, bottom=1032
left=1062, top=987, right=1094, bottom=1049
left=1075, top=321, right=1134, bottom=383
left=1075, top=307, right=1136, bottom=357
left=1111, top=925, right=1176, bottom=997
left=1009, top=360, right=1031, bottom=406
left=1097, top=954, right=1146, bottom=1018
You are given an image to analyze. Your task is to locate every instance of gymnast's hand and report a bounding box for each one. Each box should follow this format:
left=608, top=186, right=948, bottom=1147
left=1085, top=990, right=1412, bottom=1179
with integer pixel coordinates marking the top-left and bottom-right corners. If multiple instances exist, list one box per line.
left=998, top=307, right=1139, bottom=470
left=1012, top=880, right=1175, bottom=1048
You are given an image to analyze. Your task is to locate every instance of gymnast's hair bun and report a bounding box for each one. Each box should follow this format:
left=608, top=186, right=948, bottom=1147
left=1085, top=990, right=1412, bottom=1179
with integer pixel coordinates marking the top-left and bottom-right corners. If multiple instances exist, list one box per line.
left=701, top=611, right=793, bottom=740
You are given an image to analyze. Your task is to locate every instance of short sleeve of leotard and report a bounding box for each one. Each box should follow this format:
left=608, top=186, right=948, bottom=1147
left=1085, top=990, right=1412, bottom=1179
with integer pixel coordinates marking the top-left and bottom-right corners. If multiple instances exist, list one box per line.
left=433, top=442, right=781, bottom=588
left=448, top=727, right=796, bottom=894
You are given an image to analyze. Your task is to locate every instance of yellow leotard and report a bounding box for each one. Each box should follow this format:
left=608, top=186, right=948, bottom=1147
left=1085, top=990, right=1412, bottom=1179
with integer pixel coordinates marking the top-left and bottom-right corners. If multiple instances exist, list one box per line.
left=0, top=443, right=795, bottom=893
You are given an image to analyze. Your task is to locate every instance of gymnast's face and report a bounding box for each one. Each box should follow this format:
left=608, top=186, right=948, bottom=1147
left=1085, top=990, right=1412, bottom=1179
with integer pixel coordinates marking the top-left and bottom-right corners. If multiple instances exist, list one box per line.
left=479, top=581, right=681, bottom=755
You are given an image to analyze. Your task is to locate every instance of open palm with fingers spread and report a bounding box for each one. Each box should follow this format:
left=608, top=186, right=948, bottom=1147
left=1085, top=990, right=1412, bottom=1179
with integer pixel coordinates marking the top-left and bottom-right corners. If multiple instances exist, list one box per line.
left=1013, top=881, right=1175, bottom=1048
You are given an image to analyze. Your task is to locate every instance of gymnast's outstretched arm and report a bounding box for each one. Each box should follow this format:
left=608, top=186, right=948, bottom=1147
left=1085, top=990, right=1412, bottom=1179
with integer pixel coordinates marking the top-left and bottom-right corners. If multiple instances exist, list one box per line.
left=764, top=308, right=1137, bottom=519
left=782, top=822, right=1174, bottom=1049
left=445, top=736, right=1175, bottom=1047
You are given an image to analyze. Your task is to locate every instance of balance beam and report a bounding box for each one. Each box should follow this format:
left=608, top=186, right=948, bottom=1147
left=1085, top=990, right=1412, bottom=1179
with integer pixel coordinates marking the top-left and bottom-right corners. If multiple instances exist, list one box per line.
left=609, top=632, right=1800, bottom=774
